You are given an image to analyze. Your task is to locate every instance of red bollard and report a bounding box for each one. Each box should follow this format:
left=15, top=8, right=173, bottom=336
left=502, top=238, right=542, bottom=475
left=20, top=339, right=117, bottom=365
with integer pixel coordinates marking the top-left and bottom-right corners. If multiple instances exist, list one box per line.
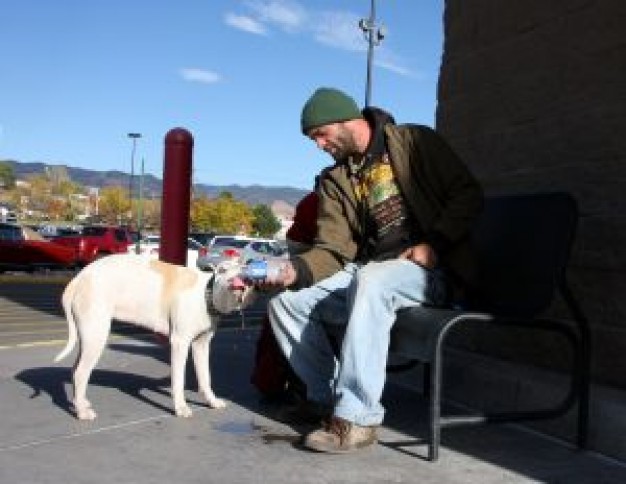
left=160, top=128, right=193, bottom=266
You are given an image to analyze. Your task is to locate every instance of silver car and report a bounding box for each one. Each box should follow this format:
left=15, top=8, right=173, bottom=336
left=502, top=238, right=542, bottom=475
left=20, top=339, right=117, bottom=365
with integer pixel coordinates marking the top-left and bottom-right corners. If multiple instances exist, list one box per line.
left=197, top=236, right=287, bottom=272
left=130, top=234, right=206, bottom=269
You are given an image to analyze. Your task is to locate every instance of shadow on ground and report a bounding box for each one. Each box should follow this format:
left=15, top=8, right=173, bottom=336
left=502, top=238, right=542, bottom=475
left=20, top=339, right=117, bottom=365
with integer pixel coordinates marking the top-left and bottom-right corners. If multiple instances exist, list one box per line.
left=10, top=328, right=626, bottom=483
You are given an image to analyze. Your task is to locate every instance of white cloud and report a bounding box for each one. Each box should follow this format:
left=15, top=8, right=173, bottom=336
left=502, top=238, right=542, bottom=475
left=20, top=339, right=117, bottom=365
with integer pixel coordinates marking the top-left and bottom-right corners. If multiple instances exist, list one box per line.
left=313, top=11, right=365, bottom=52
left=245, top=0, right=306, bottom=33
left=224, top=13, right=267, bottom=35
left=374, top=48, right=418, bottom=78
left=375, top=57, right=415, bottom=77
left=180, top=68, right=222, bottom=84
left=225, top=1, right=415, bottom=78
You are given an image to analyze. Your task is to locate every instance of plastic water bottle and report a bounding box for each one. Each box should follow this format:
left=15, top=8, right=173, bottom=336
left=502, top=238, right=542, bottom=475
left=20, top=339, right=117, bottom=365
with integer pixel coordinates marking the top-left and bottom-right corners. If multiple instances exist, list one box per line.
left=241, top=259, right=285, bottom=282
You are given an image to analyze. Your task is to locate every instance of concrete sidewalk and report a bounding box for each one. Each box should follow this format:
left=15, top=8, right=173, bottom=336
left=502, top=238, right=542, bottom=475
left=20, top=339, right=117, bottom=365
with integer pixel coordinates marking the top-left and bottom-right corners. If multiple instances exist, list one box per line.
left=1, top=328, right=625, bottom=484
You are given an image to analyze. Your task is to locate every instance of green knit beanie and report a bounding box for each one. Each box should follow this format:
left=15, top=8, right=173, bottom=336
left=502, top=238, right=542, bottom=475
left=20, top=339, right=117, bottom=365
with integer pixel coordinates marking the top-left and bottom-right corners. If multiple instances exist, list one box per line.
left=300, top=87, right=362, bottom=134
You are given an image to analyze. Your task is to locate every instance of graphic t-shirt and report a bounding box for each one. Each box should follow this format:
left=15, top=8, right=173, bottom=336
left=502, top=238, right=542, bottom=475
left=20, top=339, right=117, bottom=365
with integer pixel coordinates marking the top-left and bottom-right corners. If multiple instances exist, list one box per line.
left=350, top=153, right=419, bottom=261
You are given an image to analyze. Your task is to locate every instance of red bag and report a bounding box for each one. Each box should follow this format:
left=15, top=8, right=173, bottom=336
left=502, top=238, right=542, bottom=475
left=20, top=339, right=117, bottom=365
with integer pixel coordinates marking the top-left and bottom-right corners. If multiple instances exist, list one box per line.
left=250, top=317, right=290, bottom=396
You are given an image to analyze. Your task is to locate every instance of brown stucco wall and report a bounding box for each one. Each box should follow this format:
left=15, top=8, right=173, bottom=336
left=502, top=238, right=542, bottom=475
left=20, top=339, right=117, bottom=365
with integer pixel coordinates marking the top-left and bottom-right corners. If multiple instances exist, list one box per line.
left=436, top=0, right=626, bottom=387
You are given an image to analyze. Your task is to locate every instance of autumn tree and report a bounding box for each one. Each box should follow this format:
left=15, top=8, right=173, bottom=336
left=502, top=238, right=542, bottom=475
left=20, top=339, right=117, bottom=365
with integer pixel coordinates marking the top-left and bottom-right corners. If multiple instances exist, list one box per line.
left=98, top=186, right=130, bottom=224
left=190, top=192, right=254, bottom=234
left=190, top=195, right=214, bottom=232
left=22, top=173, right=53, bottom=216
left=45, top=197, right=67, bottom=221
left=138, top=198, right=161, bottom=231
left=0, top=161, right=16, bottom=189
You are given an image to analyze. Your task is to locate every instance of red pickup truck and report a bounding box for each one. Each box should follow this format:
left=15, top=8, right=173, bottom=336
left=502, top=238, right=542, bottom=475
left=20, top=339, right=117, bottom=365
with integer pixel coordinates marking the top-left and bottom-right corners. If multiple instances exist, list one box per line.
left=53, top=225, right=133, bottom=266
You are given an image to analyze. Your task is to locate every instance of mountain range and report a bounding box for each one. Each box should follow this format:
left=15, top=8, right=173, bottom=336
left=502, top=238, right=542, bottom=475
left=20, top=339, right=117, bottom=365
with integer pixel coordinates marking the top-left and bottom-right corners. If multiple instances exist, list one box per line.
left=5, top=160, right=309, bottom=207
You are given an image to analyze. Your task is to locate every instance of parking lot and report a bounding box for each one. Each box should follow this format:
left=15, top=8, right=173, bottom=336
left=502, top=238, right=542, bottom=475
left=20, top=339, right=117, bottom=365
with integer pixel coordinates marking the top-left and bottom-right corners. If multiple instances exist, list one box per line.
left=2, top=274, right=626, bottom=482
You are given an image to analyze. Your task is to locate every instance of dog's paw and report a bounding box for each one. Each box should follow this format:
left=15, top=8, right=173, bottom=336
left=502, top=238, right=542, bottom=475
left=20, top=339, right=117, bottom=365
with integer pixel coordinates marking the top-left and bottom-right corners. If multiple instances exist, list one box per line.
left=175, top=405, right=193, bottom=418
left=76, top=407, right=97, bottom=421
left=209, top=397, right=227, bottom=409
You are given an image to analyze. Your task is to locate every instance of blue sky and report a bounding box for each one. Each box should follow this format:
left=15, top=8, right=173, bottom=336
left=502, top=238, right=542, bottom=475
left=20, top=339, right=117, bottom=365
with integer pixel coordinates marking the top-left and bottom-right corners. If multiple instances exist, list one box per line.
left=1, top=0, right=444, bottom=190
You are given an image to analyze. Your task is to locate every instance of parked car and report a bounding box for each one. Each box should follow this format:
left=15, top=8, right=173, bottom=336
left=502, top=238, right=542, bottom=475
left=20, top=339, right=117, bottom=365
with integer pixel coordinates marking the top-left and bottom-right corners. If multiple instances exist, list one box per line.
left=130, top=234, right=206, bottom=269
left=0, top=205, right=18, bottom=223
left=52, top=225, right=132, bottom=266
left=38, top=225, right=82, bottom=239
left=197, top=236, right=287, bottom=272
left=0, top=222, right=78, bottom=272
left=188, top=232, right=215, bottom=247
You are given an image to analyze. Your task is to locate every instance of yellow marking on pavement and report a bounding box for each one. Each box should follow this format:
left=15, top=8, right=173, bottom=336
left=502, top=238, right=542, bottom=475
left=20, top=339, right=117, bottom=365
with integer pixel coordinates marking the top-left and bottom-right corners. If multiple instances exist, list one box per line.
left=0, top=339, right=67, bottom=350
left=0, top=275, right=71, bottom=284
left=0, top=328, right=67, bottom=334
left=0, top=326, right=258, bottom=350
left=0, top=333, right=151, bottom=351
left=0, top=414, right=173, bottom=453
left=0, top=322, right=65, bottom=327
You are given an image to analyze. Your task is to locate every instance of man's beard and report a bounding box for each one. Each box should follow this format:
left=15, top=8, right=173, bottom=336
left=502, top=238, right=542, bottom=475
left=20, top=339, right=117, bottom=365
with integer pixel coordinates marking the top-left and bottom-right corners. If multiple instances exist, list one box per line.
left=328, top=126, right=359, bottom=162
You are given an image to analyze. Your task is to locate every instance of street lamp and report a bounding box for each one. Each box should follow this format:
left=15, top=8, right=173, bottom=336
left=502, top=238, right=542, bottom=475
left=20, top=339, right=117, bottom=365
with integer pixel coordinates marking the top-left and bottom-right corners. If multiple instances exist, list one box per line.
left=127, top=132, right=141, bottom=223
left=135, top=157, right=145, bottom=255
left=359, top=0, right=386, bottom=107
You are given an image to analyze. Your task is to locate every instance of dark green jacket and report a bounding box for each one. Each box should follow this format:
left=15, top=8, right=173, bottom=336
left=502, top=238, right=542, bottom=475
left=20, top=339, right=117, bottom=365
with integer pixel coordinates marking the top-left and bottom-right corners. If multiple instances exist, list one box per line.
left=291, top=123, right=484, bottom=298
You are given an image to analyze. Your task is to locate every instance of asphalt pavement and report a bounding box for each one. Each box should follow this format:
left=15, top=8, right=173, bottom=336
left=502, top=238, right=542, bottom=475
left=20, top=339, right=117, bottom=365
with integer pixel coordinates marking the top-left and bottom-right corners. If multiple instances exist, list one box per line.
left=2, top=277, right=626, bottom=483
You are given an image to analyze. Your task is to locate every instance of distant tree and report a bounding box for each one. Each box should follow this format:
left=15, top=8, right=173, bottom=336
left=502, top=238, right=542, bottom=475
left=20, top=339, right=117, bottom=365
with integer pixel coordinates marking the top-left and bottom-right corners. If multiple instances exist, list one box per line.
left=0, top=161, right=16, bottom=189
left=251, top=204, right=281, bottom=237
left=23, top=173, right=52, bottom=214
left=45, top=166, right=70, bottom=189
left=212, top=193, right=254, bottom=234
left=140, top=198, right=161, bottom=231
left=45, top=197, right=67, bottom=221
left=98, top=186, right=130, bottom=224
left=190, top=195, right=214, bottom=232
left=189, top=192, right=254, bottom=234
left=57, top=179, right=82, bottom=197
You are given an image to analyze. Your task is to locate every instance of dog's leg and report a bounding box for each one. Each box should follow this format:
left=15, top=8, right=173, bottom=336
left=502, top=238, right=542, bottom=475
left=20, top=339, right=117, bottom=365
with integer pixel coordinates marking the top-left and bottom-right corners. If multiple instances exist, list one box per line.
left=72, top=320, right=110, bottom=420
left=192, top=330, right=226, bottom=409
left=170, top=335, right=193, bottom=417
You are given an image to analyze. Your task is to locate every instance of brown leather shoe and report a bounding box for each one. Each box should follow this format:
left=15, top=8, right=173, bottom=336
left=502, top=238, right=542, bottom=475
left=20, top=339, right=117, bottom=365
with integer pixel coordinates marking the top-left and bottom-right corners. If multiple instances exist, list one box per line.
left=303, top=416, right=377, bottom=453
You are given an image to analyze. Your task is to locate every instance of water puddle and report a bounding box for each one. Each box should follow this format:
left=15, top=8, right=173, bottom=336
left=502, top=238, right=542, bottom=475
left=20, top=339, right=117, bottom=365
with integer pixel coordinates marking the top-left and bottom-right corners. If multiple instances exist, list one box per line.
left=214, top=420, right=259, bottom=436
left=261, top=433, right=301, bottom=445
left=213, top=420, right=301, bottom=445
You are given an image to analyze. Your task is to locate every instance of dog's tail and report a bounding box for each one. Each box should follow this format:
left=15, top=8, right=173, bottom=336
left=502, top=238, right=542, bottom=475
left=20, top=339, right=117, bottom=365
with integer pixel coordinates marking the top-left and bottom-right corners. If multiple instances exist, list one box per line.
left=54, top=274, right=80, bottom=362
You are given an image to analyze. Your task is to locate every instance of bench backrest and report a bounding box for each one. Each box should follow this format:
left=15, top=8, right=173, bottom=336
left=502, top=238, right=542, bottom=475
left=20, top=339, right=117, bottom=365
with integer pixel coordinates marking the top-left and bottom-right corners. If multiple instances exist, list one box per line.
left=470, top=192, right=578, bottom=317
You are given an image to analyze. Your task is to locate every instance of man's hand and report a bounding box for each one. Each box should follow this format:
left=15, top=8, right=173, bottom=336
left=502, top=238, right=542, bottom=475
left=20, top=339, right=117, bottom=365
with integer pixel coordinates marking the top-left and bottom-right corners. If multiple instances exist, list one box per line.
left=399, top=243, right=438, bottom=269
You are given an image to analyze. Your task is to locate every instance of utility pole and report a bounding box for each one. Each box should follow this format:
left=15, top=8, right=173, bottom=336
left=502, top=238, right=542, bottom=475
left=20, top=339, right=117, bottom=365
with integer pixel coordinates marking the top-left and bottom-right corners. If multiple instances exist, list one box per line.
left=359, top=0, right=386, bottom=107
left=127, top=132, right=141, bottom=224
left=135, top=157, right=145, bottom=254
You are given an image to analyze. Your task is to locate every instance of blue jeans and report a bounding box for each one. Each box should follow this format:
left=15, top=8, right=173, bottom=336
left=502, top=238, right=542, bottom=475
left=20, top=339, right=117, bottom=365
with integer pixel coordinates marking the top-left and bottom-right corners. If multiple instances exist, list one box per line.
left=268, top=259, right=447, bottom=426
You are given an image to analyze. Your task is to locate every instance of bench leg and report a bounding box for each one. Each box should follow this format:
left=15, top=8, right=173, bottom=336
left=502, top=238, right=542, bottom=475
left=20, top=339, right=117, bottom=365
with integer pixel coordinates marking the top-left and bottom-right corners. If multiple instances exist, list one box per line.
left=428, top=358, right=442, bottom=461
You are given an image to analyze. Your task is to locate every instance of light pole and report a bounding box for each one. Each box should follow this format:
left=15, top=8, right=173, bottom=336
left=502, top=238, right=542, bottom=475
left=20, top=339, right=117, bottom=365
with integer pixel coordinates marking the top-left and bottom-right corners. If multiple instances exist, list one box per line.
left=135, top=157, right=145, bottom=254
left=127, top=132, right=141, bottom=226
left=359, top=0, right=386, bottom=107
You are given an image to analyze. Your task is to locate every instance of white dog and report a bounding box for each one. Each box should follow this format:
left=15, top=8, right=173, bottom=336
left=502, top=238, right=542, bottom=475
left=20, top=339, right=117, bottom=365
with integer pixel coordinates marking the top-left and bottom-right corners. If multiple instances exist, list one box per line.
left=54, top=254, right=254, bottom=420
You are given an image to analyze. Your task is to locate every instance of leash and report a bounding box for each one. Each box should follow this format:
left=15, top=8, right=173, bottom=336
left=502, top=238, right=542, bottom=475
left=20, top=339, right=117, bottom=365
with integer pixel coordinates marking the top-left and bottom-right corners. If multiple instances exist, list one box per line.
left=238, top=309, right=246, bottom=330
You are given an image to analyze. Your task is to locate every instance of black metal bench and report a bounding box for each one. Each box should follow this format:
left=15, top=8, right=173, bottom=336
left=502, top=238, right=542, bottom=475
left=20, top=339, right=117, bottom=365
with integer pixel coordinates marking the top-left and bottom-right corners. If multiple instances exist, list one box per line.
left=389, top=192, right=591, bottom=461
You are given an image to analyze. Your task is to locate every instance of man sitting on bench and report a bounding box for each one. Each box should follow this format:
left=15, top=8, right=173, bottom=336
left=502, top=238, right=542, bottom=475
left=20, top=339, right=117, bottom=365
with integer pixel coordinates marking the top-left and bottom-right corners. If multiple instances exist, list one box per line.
left=260, top=87, right=484, bottom=454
